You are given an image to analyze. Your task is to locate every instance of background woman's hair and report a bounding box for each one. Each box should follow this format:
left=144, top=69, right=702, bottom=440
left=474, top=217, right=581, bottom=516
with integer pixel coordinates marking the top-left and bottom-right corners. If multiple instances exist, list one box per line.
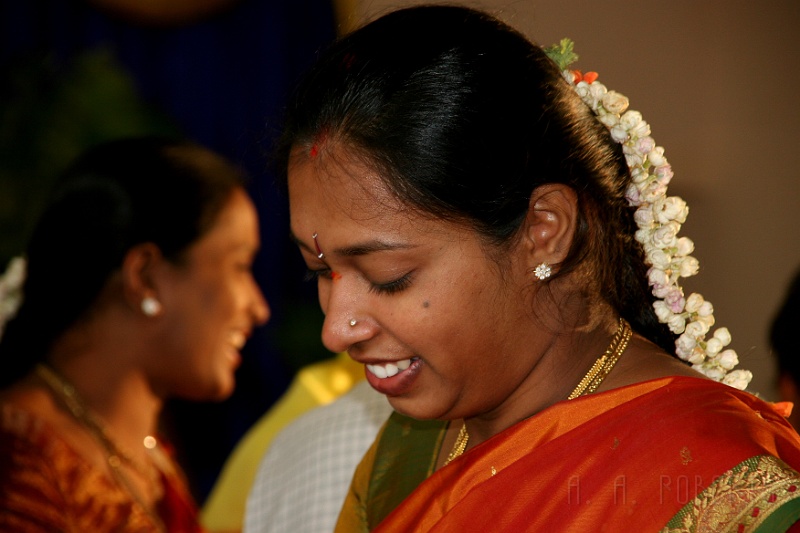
left=0, top=136, right=245, bottom=387
left=277, top=4, right=675, bottom=353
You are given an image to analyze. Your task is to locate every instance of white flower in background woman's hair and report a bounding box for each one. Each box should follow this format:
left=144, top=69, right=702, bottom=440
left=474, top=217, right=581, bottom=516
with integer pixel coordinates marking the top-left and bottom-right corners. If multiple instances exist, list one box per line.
left=0, top=256, right=26, bottom=339
left=547, top=39, right=751, bottom=389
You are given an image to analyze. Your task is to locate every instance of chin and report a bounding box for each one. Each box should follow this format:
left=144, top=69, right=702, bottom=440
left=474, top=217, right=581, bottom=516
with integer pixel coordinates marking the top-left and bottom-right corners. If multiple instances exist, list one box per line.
left=387, top=397, right=446, bottom=421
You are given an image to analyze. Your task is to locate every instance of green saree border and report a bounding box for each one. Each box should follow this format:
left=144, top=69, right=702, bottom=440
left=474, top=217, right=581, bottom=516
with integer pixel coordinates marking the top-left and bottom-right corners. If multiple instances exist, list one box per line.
left=366, top=412, right=448, bottom=530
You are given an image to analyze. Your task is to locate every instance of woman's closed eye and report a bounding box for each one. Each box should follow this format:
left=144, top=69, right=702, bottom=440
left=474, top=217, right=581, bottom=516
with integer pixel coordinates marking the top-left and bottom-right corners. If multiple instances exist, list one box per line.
left=304, top=267, right=332, bottom=282
left=369, top=272, right=413, bottom=295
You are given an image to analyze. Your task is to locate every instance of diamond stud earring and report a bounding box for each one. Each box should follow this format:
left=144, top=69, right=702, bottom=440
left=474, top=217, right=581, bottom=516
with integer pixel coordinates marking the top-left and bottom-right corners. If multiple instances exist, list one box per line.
left=534, top=263, right=552, bottom=280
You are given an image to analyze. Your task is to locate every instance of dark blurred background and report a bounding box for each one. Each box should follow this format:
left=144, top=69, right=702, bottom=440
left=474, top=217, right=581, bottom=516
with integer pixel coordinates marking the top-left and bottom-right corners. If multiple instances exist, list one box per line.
left=0, top=0, right=338, bottom=502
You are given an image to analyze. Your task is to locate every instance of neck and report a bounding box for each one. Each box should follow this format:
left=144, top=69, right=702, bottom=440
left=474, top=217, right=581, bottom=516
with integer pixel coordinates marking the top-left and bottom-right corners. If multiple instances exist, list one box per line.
left=465, top=312, right=621, bottom=447
left=45, top=335, right=162, bottom=456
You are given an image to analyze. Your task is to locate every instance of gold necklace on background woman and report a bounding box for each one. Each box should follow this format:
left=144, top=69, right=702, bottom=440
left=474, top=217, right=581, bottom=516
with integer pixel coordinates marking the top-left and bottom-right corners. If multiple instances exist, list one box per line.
left=35, top=363, right=167, bottom=533
left=443, top=318, right=632, bottom=466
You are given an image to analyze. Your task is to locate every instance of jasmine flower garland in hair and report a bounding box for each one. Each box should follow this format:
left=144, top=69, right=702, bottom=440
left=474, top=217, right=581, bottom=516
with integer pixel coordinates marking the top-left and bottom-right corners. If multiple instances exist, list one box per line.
left=544, top=40, right=752, bottom=390
left=0, top=256, right=25, bottom=340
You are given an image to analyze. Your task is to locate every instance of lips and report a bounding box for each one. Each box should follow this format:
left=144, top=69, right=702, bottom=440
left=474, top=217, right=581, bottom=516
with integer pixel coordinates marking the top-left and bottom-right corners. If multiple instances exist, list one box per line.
left=363, top=357, right=422, bottom=396
left=229, top=331, right=247, bottom=350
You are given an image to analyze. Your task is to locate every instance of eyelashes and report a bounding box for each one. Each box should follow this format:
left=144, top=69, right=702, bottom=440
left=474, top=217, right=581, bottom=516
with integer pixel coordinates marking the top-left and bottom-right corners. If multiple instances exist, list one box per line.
left=368, top=272, right=413, bottom=295
left=304, top=268, right=414, bottom=295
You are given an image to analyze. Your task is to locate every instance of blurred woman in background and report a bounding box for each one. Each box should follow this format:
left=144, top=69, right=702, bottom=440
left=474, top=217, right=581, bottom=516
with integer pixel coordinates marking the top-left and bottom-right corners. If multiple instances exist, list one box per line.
left=0, top=136, right=269, bottom=531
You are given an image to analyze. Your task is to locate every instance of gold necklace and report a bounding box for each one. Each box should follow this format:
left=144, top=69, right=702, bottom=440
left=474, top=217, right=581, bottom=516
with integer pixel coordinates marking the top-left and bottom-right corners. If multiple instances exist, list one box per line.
left=35, top=363, right=166, bottom=532
left=443, top=318, right=632, bottom=465
left=443, top=422, right=470, bottom=466
left=567, top=318, right=632, bottom=399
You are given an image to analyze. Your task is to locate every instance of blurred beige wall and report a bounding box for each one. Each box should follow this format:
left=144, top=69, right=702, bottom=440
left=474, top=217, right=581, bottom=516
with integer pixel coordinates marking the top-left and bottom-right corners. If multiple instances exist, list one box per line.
left=339, top=0, right=800, bottom=399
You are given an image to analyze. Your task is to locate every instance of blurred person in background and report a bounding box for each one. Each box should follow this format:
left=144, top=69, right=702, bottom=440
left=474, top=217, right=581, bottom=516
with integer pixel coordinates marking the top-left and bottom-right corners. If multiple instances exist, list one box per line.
left=0, top=136, right=269, bottom=532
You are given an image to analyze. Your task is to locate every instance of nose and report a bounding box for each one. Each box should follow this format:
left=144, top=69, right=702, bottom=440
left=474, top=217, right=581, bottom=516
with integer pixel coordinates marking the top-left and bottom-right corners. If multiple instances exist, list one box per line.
left=318, top=277, right=372, bottom=354
left=250, top=279, right=271, bottom=326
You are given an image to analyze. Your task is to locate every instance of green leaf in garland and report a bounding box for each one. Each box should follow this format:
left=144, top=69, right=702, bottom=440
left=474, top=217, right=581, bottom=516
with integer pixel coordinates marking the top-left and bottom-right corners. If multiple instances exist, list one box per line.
left=543, top=38, right=579, bottom=70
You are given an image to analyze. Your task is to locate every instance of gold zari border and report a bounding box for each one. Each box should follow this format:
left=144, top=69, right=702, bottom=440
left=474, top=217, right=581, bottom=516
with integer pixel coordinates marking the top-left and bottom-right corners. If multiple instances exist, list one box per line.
left=662, top=455, right=800, bottom=532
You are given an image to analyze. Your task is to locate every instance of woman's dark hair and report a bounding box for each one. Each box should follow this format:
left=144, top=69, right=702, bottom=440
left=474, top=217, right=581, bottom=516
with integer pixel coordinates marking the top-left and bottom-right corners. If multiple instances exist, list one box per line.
left=277, top=4, right=675, bottom=353
left=0, top=136, right=245, bottom=387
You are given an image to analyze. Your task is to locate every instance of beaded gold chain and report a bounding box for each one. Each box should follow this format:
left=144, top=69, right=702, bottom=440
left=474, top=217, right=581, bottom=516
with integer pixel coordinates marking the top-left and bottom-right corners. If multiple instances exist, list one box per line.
left=35, top=363, right=166, bottom=532
left=443, top=318, right=632, bottom=466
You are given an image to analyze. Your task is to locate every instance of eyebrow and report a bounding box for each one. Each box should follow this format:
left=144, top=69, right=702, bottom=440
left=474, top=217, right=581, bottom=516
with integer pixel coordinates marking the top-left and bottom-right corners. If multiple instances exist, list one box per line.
left=289, top=232, right=416, bottom=257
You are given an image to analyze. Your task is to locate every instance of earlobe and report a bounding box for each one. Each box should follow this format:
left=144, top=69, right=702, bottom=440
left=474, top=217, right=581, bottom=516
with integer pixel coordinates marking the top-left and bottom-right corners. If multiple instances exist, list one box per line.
left=121, top=243, right=164, bottom=315
left=523, top=184, right=579, bottom=268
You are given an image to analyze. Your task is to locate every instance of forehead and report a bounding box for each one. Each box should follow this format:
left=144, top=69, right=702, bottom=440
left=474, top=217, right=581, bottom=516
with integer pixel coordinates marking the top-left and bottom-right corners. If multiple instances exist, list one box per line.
left=188, top=187, right=259, bottom=257
left=288, top=148, right=412, bottom=233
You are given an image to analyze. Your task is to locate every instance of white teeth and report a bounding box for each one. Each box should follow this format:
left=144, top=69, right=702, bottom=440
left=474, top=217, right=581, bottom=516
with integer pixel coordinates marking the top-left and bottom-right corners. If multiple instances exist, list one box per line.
left=366, top=359, right=412, bottom=379
left=229, top=331, right=246, bottom=349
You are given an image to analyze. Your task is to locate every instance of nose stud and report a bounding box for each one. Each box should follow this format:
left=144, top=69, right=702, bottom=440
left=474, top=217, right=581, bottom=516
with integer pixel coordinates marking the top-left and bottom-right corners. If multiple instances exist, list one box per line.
left=349, top=318, right=357, bottom=327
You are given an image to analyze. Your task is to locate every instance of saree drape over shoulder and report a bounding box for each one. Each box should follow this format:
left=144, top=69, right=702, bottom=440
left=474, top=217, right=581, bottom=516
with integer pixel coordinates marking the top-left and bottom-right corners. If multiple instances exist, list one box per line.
left=338, top=377, right=800, bottom=533
left=0, top=403, right=205, bottom=532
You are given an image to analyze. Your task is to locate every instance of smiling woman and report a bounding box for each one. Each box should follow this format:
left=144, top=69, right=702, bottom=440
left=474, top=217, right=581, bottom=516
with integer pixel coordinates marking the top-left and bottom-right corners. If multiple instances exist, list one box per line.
left=275, top=4, right=800, bottom=532
left=0, top=137, right=269, bottom=532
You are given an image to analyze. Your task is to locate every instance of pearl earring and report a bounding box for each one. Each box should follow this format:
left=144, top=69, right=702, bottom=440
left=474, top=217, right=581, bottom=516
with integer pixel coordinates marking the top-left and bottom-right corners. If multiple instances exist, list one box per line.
left=534, top=263, right=552, bottom=280
left=141, top=296, right=162, bottom=317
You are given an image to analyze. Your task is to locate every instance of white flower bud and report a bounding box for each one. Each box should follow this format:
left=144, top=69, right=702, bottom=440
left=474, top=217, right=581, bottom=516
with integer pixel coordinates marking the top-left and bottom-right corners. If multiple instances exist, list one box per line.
left=635, top=136, right=656, bottom=155
left=634, top=206, right=654, bottom=228
left=649, top=249, right=672, bottom=270
left=687, top=349, right=705, bottom=365
left=699, top=365, right=726, bottom=381
left=648, top=146, right=666, bottom=167
left=648, top=268, right=669, bottom=287
left=676, top=332, right=696, bottom=354
left=620, top=110, right=643, bottom=131
left=610, top=126, right=628, bottom=143
left=705, top=337, right=723, bottom=356
left=626, top=183, right=643, bottom=205
left=679, top=256, right=700, bottom=278
left=696, top=313, right=715, bottom=330
left=685, top=319, right=710, bottom=338
left=602, top=90, right=629, bottom=114
left=713, top=327, right=732, bottom=345
left=654, top=164, right=674, bottom=184
left=668, top=313, right=686, bottom=334
left=675, top=237, right=694, bottom=256
left=654, top=197, right=688, bottom=224
left=630, top=166, right=650, bottom=184
left=685, top=293, right=705, bottom=313
left=717, top=349, right=739, bottom=370
left=589, top=82, right=608, bottom=101
left=575, top=81, right=591, bottom=100
left=625, top=153, right=644, bottom=168
left=652, top=223, right=679, bottom=249
left=653, top=301, right=672, bottom=322
left=628, top=120, right=651, bottom=139
left=697, top=301, right=714, bottom=317
left=598, top=113, right=619, bottom=128
left=722, top=369, right=752, bottom=390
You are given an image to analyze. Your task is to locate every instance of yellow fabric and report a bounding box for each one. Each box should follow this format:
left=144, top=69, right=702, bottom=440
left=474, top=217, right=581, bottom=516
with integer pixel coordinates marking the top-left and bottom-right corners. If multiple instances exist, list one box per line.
left=200, top=352, right=364, bottom=533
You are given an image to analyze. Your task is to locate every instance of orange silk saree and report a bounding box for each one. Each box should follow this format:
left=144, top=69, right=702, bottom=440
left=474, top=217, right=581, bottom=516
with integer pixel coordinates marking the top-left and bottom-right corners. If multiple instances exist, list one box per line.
left=0, top=403, right=206, bottom=532
left=340, top=377, right=800, bottom=532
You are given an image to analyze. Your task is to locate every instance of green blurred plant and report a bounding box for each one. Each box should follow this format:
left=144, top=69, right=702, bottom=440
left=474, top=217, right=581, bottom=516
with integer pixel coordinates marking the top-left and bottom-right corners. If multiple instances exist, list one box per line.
left=0, top=48, right=180, bottom=264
